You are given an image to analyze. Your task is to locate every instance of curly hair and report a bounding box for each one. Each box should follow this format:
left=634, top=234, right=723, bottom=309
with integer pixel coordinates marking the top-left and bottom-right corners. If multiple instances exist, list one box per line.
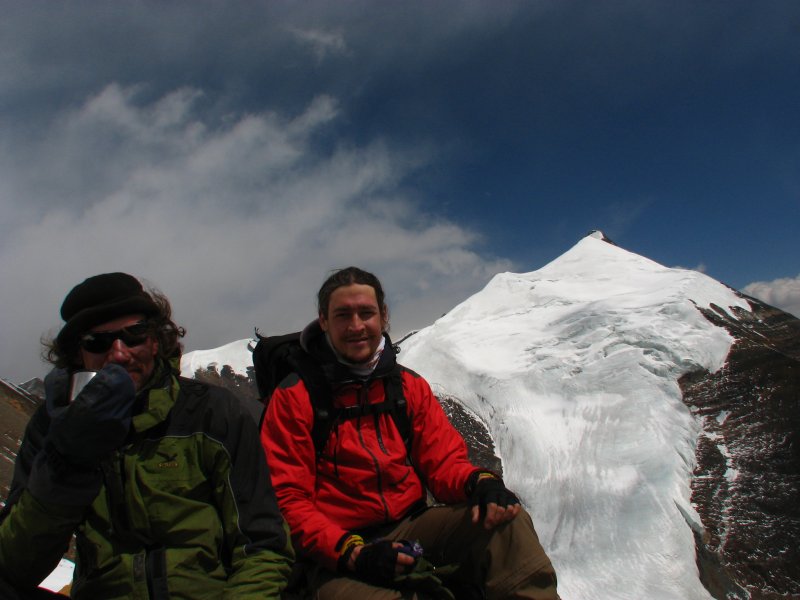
left=42, top=288, right=186, bottom=369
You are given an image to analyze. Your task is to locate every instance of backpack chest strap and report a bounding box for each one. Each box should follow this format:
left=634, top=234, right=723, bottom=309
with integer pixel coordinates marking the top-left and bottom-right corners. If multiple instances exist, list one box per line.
left=331, top=374, right=411, bottom=456
left=338, top=398, right=397, bottom=420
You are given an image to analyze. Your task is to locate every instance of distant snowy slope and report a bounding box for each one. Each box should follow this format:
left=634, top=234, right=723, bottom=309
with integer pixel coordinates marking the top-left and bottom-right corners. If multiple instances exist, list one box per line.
left=181, top=338, right=253, bottom=378
left=398, top=233, right=751, bottom=600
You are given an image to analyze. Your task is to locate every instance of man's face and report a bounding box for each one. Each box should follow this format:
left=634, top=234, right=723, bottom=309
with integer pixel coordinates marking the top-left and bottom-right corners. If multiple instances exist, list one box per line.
left=79, top=313, right=159, bottom=391
left=319, top=283, right=387, bottom=364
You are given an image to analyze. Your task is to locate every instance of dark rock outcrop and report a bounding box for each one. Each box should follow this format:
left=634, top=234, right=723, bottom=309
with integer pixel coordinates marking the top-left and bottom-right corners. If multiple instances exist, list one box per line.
left=681, top=296, right=800, bottom=599
left=438, top=394, right=502, bottom=476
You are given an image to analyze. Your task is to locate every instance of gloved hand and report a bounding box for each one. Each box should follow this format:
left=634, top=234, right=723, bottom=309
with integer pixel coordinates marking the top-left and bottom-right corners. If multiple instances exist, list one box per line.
left=468, top=471, right=520, bottom=528
left=45, top=363, right=136, bottom=470
left=350, top=538, right=457, bottom=598
left=353, top=539, right=402, bottom=586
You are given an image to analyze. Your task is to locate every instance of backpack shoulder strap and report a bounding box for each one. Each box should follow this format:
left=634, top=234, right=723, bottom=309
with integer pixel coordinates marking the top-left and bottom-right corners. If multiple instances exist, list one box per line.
left=289, top=349, right=337, bottom=455
left=385, top=365, right=412, bottom=456
left=383, top=341, right=411, bottom=456
left=385, top=366, right=430, bottom=502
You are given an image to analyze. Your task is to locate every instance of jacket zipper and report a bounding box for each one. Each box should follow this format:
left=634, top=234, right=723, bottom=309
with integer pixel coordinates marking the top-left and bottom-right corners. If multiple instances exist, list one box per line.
left=355, top=381, right=391, bottom=521
left=113, top=450, right=166, bottom=597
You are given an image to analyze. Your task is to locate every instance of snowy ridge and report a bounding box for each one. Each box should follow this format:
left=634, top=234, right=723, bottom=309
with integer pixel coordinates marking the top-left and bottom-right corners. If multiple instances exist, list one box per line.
left=181, top=338, right=254, bottom=379
left=398, top=235, right=751, bottom=600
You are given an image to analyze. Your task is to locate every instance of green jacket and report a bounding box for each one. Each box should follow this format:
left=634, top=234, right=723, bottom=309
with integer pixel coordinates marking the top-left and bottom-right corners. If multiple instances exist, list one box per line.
left=0, top=366, right=293, bottom=599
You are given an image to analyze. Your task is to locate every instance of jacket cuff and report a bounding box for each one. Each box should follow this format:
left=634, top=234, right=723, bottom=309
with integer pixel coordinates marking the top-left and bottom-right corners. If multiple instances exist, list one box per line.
left=465, top=469, right=501, bottom=496
left=335, top=533, right=365, bottom=573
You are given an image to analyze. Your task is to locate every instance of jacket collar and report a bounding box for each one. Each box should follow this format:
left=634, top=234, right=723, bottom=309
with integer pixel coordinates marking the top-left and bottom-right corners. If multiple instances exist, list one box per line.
left=131, top=360, right=179, bottom=433
left=300, top=319, right=398, bottom=384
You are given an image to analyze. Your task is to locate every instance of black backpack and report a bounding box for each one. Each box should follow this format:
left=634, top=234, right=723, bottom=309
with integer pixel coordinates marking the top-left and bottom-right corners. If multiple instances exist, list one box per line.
left=252, top=330, right=412, bottom=457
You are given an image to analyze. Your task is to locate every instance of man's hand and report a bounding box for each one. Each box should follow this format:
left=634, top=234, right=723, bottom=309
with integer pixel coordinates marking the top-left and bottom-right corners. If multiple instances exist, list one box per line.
left=46, top=363, right=136, bottom=469
left=468, top=472, right=521, bottom=530
left=27, top=364, right=137, bottom=505
left=349, top=540, right=416, bottom=584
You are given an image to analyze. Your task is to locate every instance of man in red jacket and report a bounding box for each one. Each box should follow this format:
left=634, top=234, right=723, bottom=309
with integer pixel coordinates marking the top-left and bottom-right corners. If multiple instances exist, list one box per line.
left=261, top=267, right=557, bottom=599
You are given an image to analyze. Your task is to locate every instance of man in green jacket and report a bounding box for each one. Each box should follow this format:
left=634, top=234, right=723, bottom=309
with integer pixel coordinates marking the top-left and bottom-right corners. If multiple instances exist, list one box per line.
left=0, top=272, right=293, bottom=599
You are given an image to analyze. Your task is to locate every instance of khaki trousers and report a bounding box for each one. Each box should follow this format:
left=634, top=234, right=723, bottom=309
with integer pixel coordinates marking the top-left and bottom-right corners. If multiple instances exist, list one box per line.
left=310, top=504, right=558, bottom=600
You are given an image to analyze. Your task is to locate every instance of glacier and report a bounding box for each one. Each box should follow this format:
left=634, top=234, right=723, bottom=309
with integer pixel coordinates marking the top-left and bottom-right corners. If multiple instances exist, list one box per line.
left=397, top=234, right=751, bottom=600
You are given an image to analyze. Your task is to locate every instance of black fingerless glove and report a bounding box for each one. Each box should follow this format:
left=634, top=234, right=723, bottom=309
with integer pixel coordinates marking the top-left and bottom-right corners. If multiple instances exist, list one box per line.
left=468, top=471, right=520, bottom=515
left=45, top=363, right=137, bottom=470
left=353, top=540, right=400, bottom=585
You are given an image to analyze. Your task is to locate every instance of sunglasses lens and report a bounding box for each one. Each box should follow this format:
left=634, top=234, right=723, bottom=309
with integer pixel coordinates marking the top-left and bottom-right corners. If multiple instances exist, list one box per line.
left=123, top=322, right=150, bottom=338
left=80, top=322, right=150, bottom=353
left=80, top=334, right=113, bottom=353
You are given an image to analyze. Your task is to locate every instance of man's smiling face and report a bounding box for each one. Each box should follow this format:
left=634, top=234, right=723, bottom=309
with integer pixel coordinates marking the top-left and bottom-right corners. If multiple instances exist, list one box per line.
left=319, top=283, right=387, bottom=364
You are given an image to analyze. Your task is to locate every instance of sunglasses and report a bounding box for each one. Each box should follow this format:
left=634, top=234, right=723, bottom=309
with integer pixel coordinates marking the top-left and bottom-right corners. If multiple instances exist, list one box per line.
left=79, top=321, right=152, bottom=354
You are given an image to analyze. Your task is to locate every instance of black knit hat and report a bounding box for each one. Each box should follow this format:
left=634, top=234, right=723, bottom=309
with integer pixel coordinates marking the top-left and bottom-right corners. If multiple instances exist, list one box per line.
left=56, top=272, right=160, bottom=348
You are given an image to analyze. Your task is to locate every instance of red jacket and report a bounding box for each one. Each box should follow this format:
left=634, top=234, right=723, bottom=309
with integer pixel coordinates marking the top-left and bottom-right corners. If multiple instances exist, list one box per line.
left=260, top=327, right=478, bottom=571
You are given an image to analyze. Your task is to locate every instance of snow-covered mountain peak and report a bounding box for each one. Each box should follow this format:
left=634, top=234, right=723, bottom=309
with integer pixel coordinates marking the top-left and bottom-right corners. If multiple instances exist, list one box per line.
left=585, top=228, right=613, bottom=242
left=398, top=236, right=755, bottom=600
left=425, top=235, right=750, bottom=379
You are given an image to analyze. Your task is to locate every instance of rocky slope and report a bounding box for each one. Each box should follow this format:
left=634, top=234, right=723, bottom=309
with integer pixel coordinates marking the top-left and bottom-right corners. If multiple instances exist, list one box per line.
left=681, top=297, right=800, bottom=599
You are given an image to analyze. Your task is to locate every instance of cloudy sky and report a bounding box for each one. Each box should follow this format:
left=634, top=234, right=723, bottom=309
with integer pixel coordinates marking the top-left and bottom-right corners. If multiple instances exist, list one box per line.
left=1, top=1, right=798, bottom=382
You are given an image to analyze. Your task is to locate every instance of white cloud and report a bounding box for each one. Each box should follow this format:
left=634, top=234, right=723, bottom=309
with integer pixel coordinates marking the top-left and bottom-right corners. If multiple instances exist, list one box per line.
left=287, top=27, right=348, bottom=61
left=742, top=275, right=800, bottom=318
left=0, top=84, right=511, bottom=382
